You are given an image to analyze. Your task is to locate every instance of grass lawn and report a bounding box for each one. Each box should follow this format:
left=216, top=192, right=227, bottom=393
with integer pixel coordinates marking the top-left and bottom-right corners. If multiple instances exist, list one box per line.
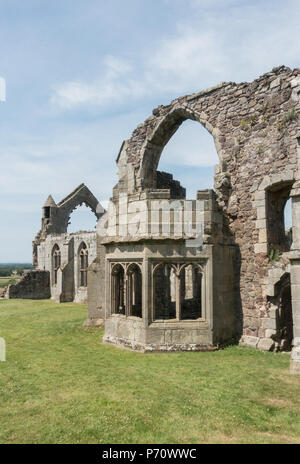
left=0, top=299, right=299, bottom=444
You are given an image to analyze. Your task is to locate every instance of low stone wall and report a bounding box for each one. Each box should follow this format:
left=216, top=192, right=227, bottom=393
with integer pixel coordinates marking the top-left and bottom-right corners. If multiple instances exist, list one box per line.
left=5, top=270, right=50, bottom=299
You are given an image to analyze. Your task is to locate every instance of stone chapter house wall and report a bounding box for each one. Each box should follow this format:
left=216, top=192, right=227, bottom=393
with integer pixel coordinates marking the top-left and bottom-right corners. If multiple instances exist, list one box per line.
left=108, top=65, right=300, bottom=345
left=5, top=270, right=50, bottom=299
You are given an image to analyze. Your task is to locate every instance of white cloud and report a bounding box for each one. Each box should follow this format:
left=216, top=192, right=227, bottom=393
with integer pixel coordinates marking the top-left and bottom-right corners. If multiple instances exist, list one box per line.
left=50, top=1, right=300, bottom=112
left=146, top=27, right=226, bottom=90
left=148, top=1, right=300, bottom=92
left=3, top=0, right=300, bottom=262
left=0, top=108, right=145, bottom=199
left=51, top=55, right=139, bottom=109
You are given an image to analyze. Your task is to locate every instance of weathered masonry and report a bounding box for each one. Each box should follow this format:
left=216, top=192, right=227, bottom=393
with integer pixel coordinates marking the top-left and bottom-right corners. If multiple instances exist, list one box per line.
left=5, top=65, right=300, bottom=372
left=86, top=66, right=300, bottom=372
left=5, top=184, right=103, bottom=303
left=100, top=190, right=235, bottom=351
left=32, top=183, right=103, bottom=303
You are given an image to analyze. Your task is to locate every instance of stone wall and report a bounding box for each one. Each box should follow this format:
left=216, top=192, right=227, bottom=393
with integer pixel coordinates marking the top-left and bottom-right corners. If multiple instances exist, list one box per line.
left=112, top=65, right=300, bottom=346
left=36, top=231, right=97, bottom=303
left=156, top=171, right=186, bottom=199
left=5, top=270, right=50, bottom=299
left=85, top=233, right=106, bottom=327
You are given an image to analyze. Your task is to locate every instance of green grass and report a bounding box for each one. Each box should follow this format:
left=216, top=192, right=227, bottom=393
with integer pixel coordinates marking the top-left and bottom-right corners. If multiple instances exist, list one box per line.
left=0, top=299, right=299, bottom=444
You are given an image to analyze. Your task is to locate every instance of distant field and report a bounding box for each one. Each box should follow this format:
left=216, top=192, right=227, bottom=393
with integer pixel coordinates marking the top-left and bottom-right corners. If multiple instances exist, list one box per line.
left=0, top=263, right=33, bottom=281
left=0, top=276, right=20, bottom=292
left=0, top=299, right=300, bottom=444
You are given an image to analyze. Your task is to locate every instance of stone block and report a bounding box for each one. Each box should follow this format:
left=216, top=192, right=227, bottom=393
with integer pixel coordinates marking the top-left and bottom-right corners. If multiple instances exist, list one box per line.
left=257, top=337, right=275, bottom=351
left=291, top=284, right=300, bottom=300
left=258, top=177, right=270, bottom=191
left=254, top=191, right=266, bottom=201
left=265, top=329, right=276, bottom=338
left=252, top=199, right=265, bottom=207
left=270, top=77, right=281, bottom=89
left=254, top=243, right=268, bottom=254
left=256, top=207, right=266, bottom=220
left=262, top=318, right=277, bottom=330
left=255, top=219, right=267, bottom=230
left=240, top=335, right=259, bottom=348
left=259, top=229, right=267, bottom=243
left=269, top=308, right=277, bottom=319
left=266, top=285, right=275, bottom=297
left=290, top=346, right=300, bottom=374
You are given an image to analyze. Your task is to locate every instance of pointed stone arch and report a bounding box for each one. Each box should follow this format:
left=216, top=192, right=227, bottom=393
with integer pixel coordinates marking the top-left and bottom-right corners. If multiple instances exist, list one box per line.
left=136, top=105, right=222, bottom=190
left=58, top=184, right=103, bottom=232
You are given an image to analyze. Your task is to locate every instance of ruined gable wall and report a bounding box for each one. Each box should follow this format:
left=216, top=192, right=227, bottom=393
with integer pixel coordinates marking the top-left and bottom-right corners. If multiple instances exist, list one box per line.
left=115, top=66, right=300, bottom=339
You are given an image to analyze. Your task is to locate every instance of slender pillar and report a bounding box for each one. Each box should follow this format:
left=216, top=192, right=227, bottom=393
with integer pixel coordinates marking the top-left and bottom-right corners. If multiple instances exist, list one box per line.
left=175, top=272, right=181, bottom=321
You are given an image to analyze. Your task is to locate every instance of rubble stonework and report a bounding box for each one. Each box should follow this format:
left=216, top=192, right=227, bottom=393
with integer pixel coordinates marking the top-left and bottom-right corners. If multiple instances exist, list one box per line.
left=86, top=66, right=300, bottom=370
left=9, top=66, right=300, bottom=370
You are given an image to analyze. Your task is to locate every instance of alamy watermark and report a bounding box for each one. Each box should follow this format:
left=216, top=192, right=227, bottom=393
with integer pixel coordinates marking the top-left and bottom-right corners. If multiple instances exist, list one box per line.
left=96, top=193, right=204, bottom=248
left=0, top=338, right=6, bottom=361
left=0, top=76, right=6, bottom=102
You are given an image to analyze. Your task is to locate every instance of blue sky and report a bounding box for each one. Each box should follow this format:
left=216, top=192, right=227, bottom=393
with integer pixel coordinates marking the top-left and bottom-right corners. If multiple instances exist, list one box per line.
left=0, top=0, right=299, bottom=261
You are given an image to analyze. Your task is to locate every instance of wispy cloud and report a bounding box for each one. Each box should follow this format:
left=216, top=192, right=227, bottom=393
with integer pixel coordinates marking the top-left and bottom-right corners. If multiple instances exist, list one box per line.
left=2, top=0, right=300, bottom=260
left=50, top=1, right=300, bottom=112
left=51, top=55, right=140, bottom=109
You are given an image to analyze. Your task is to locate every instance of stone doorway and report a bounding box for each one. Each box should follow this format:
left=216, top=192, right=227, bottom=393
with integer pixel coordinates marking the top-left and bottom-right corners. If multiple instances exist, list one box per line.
left=270, top=273, right=294, bottom=351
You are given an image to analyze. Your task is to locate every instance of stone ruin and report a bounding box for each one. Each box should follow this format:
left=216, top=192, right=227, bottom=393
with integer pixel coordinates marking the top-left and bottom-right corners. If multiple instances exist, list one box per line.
left=8, top=65, right=300, bottom=372
left=3, top=270, right=50, bottom=300
left=31, top=183, right=104, bottom=303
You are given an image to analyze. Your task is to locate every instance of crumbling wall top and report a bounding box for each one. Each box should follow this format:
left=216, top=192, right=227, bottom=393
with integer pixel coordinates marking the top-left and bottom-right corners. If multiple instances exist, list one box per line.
left=114, top=65, right=300, bottom=199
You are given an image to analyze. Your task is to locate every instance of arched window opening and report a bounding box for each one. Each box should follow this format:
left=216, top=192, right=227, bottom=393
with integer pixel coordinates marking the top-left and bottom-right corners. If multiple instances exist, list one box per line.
left=67, top=204, right=97, bottom=234
left=157, top=120, right=218, bottom=199
left=279, top=281, right=293, bottom=351
left=79, top=242, right=88, bottom=287
left=43, top=206, right=50, bottom=219
left=127, top=264, right=142, bottom=318
left=266, top=182, right=293, bottom=254
left=180, top=264, right=202, bottom=320
left=112, top=264, right=125, bottom=315
left=154, top=264, right=176, bottom=320
left=52, top=244, right=61, bottom=285
left=269, top=273, right=293, bottom=351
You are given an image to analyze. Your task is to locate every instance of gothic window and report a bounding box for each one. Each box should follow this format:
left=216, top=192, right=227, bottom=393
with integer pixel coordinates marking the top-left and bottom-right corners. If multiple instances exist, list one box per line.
left=111, top=264, right=126, bottom=315
left=127, top=263, right=142, bottom=318
left=180, top=264, right=202, bottom=320
left=268, top=273, right=293, bottom=351
left=79, top=242, right=88, bottom=287
left=52, top=244, right=61, bottom=285
left=44, top=206, right=50, bottom=219
left=153, top=262, right=202, bottom=321
left=266, top=182, right=293, bottom=253
left=153, top=263, right=176, bottom=320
